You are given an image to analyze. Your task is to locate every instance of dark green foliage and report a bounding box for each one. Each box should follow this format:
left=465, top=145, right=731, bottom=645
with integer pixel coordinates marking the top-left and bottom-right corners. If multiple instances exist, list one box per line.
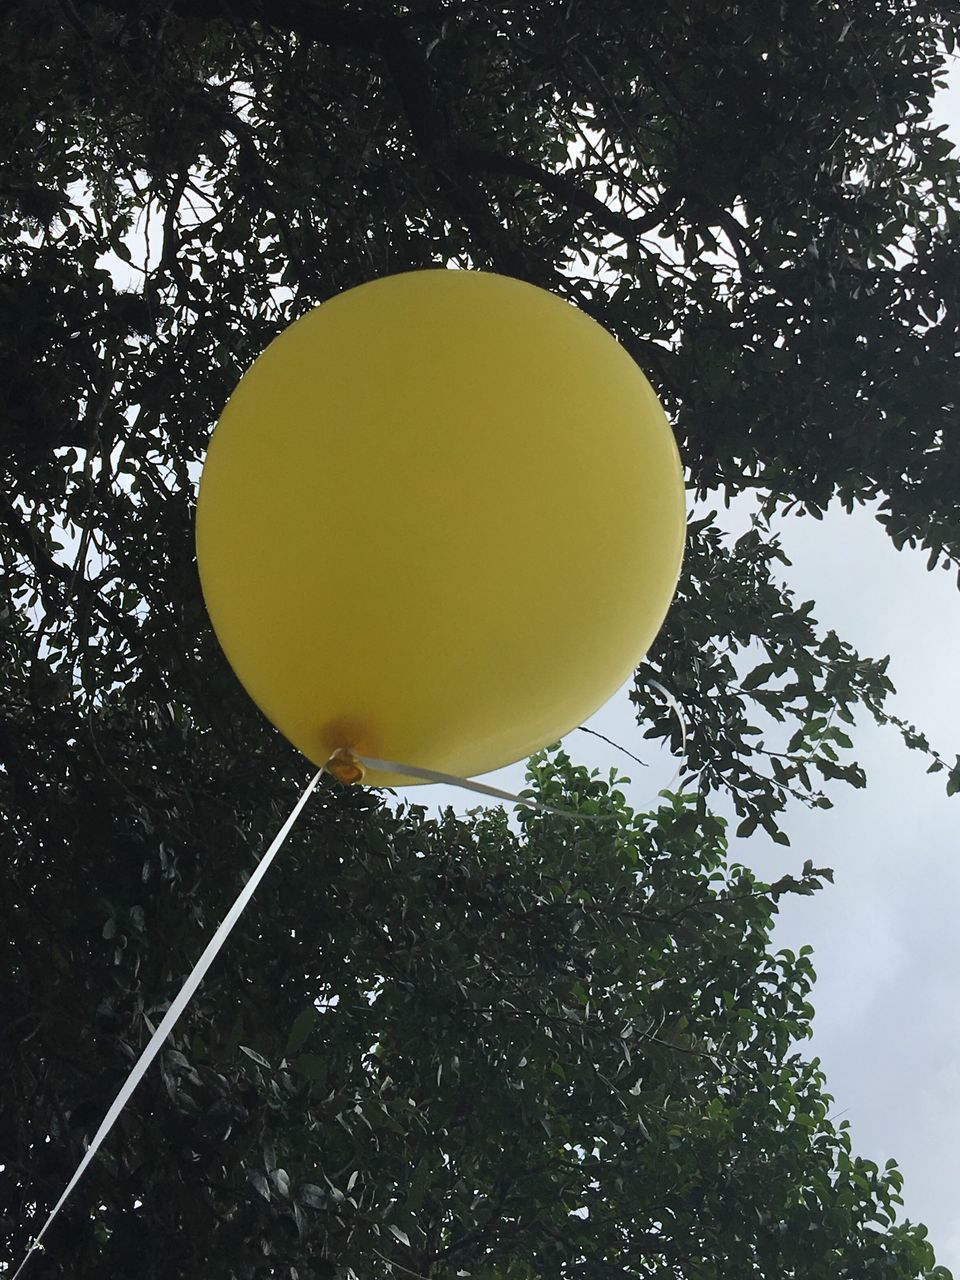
left=1, top=739, right=942, bottom=1276
left=2, top=0, right=959, bottom=1275
left=3, top=0, right=959, bottom=828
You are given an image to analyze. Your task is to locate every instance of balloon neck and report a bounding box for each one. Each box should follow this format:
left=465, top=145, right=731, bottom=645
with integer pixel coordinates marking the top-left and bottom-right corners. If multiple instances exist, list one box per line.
left=323, top=747, right=367, bottom=786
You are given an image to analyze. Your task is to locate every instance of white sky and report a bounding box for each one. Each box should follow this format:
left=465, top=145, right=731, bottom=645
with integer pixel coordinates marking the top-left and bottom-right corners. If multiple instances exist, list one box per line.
left=402, top=59, right=960, bottom=1267
left=727, top=66, right=960, bottom=1265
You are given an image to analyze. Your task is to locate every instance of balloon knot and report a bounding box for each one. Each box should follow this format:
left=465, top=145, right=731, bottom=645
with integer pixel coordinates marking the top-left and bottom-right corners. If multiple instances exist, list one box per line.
left=323, top=748, right=366, bottom=786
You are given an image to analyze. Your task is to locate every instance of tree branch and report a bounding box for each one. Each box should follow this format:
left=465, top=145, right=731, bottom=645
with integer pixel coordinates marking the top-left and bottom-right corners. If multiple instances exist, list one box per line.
left=223, top=2, right=684, bottom=252
left=452, top=145, right=684, bottom=244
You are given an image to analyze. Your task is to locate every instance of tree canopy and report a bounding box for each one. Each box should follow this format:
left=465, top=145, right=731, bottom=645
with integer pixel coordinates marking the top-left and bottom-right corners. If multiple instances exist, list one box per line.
left=2, top=1, right=959, bottom=1276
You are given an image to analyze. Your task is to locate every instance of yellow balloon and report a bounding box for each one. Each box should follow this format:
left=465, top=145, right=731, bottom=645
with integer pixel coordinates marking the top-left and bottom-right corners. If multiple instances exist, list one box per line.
left=195, top=270, right=685, bottom=786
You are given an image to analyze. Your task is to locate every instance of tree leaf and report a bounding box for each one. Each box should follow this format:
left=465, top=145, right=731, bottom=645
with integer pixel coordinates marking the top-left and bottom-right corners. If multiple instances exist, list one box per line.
left=298, top=1183, right=326, bottom=1210
left=239, top=1045, right=271, bottom=1069
left=285, top=1006, right=318, bottom=1057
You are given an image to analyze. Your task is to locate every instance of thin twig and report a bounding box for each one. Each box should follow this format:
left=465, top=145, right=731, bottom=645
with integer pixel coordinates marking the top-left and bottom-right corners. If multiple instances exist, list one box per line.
left=576, top=725, right=647, bottom=769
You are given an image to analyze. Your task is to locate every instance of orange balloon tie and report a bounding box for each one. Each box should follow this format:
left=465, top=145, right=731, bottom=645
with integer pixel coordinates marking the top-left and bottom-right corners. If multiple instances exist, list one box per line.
left=323, top=747, right=367, bottom=786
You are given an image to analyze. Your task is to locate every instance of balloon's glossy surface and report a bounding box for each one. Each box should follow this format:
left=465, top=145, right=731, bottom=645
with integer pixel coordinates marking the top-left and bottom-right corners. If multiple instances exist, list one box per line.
left=195, top=270, right=685, bottom=785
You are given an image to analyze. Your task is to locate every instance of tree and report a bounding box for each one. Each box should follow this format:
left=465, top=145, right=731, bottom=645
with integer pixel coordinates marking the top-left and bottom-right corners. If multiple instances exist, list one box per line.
left=1, top=0, right=958, bottom=1275
left=1, top=739, right=947, bottom=1278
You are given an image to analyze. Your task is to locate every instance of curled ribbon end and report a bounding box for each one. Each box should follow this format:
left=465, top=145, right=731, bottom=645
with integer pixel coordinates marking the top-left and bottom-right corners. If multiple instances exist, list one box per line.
left=323, top=748, right=367, bottom=786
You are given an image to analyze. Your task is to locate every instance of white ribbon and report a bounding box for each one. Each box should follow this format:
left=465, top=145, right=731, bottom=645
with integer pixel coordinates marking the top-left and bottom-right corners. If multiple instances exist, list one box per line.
left=644, top=677, right=689, bottom=792
left=356, top=754, right=609, bottom=819
left=10, top=769, right=324, bottom=1280
left=10, top=683, right=689, bottom=1276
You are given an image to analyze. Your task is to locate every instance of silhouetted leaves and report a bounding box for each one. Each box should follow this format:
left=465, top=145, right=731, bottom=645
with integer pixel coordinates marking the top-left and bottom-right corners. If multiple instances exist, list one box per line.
left=2, top=1, right=958, bottom=1276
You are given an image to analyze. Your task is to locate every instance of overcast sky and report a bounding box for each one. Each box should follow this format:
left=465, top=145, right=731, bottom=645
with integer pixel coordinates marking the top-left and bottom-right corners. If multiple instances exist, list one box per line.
left=400, top=60, right=960, bottom=1268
